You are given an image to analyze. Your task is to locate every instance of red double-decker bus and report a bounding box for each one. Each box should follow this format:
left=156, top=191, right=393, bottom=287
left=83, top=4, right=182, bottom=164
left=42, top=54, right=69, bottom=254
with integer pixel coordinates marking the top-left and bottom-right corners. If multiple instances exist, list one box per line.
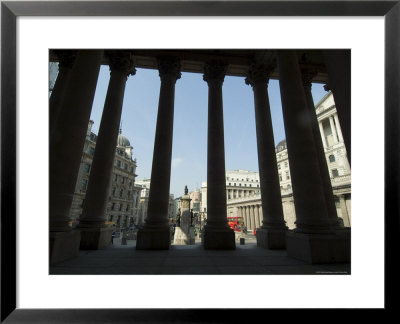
left=227, top=216, right=243, bottom=232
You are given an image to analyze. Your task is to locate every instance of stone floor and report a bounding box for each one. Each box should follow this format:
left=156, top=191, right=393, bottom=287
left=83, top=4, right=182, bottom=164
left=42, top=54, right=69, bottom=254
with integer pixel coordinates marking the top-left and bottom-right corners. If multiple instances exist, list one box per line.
left=50, top=234, right=351, bottom=275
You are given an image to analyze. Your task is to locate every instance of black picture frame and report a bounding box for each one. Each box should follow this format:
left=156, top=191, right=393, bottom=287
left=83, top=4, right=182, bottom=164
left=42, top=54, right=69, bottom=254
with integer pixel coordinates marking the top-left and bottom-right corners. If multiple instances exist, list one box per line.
left=1, top=0, right=399, bottom=322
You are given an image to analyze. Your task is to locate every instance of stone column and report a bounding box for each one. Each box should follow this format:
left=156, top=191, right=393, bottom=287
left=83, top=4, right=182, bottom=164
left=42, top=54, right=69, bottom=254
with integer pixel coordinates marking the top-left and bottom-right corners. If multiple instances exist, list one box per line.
left=50, top=50, right=103, bottom=264
left=49, top=50, right=77, bottom=137
left=202, top=62, right=235, bottom=249
left=246, top=64, right=287, bottom=249
left=136, top=57, right=181, bottom=250
left=277, top=50, right=349, bottom=263
left=323, top=50, right=351, bottom=165
left=339, top=195, right=351, bottom=227
left=329, top=116, right=339, bottom=144
left=302, top=69, right=342, bottom=230
left=79, top=51, right=135, bottom=249
left=333, top=114, right=344, bottom=142
left=319, top=121, right=328, bottom=149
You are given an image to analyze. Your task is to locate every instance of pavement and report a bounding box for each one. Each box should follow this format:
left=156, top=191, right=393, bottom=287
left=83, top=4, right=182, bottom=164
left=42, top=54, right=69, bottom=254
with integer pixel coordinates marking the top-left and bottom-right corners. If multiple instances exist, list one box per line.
left=50, top=233, right=350, bottom=275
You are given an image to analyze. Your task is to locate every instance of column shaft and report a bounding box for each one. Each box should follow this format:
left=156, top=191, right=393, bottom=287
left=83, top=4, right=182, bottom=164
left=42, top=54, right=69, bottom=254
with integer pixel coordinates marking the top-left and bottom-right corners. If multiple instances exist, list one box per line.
left=80, top=51, right=133, bottom=233
left=49, top=50, right=77, bottom=137
left=333, top=114, right=344, bottom=142
left=277, top=50, right=332, bottom=233
left=202, top=62, right=235, bottom=249
left=329, top=116, right=339, bottom=144
left=50, top=50, right=103, bottom=232
left=302, top=71, right=342, bottom=229
left=136, top=57, right=181, bottom=250
left=319, top=121, right=328, bottom=149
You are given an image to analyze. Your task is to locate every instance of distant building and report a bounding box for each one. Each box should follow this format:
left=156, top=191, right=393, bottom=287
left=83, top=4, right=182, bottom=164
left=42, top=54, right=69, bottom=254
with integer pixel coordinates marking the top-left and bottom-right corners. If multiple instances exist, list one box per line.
left=203, top=91, right=351, bottom=230
left=69, top=121, right=142, bottom=229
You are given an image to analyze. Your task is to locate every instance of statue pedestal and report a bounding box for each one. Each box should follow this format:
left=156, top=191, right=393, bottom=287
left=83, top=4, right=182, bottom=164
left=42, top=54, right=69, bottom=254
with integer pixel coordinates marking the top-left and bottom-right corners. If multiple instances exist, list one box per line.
left=173, top=226, right=195, bottom=245
left=173, top=208, right=195, bottom=245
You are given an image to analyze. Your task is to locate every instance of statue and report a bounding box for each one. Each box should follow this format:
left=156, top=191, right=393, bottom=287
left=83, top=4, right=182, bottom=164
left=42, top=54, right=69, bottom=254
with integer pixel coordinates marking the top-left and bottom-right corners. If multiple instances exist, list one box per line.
left=184, top=185, right=188, bottom=195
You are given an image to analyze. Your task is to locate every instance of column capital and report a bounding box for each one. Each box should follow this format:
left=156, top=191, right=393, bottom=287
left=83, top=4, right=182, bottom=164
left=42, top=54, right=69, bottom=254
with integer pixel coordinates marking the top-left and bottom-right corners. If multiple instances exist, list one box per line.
left=203, top=62, right=228, bottom=84
left=301, top=68, right=318, bottom=89
left=157, top=57, right=181, bottom=82
left=245, top=63, right=274, bottom=87
left=54, top=50, right=77, bottom=69
left=107, top=50, right=136, bottom=77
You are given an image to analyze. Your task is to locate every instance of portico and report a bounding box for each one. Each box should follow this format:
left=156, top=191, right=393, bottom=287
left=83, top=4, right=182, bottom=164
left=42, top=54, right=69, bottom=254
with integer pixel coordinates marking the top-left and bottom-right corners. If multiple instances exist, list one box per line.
left=49, top=49, right=351, bottom=264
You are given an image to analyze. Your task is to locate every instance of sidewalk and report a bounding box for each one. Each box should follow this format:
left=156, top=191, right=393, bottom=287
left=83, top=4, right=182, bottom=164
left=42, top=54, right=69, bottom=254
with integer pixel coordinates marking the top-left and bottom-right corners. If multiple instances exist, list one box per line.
left=50, top=237, right=350, bottom=275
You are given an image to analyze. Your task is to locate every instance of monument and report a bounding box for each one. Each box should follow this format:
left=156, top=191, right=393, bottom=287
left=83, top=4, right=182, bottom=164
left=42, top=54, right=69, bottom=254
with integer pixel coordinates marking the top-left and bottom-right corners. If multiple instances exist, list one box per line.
left=173, top=186, right=196, bottom=245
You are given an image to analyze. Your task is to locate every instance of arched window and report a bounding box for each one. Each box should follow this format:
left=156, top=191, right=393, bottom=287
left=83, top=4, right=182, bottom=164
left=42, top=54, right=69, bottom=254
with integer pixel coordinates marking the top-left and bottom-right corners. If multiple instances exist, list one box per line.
left=329, top=155, right=336, bottom=163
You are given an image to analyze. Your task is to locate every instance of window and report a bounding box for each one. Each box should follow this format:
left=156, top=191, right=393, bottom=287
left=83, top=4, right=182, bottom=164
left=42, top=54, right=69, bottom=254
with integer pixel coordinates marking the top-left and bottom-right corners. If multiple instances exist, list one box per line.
left=84, top=164, right=90, bottom=173
left=126, top=205, right=130, bottom=211
left=114, top=174, right=118, bottom=181
left=284, top=162, right=288, bottom=168
left=119, top=204, right=123, bottom=211
left=111, top=203, right=115, bottom=210
left=81, top=179, right=87, bottom=192
left=329, top=155, right=336, bottom=163
left=279, top=173, right=282, bottom=181
left=257, top=184, right=259, bottom=187
left=285, top=171, right=290, bottom=180
left=81, top=199, right=85, bottom=208
left=112, top=188, right=116, bottom=196
left=117, top=160, right=121, bottom=168
left=244, top=184, right=246, bottom=187
left=89, top=147, right=95, bottom=156
left=332, top=169, right=339, bottom=178
left=234, top=183, right=236, bottom=186
left=287, top=184, right=291, bottom=189
left=130, top=166, right=134, bottom=173
left=239, top=184, right=241, bottom=187
left=120, top=189, right=123, bottom=198
left=121, top=177, right=125, bottom=184
left=249, top=184, right=252, bottom=187
left=278, top=164, right=281, bottom=170
left=124, top=163, right=128, bottom=170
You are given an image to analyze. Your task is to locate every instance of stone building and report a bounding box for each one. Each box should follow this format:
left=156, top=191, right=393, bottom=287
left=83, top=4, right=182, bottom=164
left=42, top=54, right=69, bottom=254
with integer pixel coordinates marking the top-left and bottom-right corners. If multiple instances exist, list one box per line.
left=50, top=49, right=350, bottom=264
left=225, top=91, right=351, bottom=230
left=69, top=120, right=142, bottom=229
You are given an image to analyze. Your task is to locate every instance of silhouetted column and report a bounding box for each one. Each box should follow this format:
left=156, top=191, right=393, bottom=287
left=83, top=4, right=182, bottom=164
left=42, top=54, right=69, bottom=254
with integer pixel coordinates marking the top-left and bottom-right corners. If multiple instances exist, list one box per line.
left=277, top=50, right=349, bottom=263
left=49, top=50, right=77, bottom=137
left=302, top=69, right=342, bottom=229
left=323, top=50, right=351, bottom=165
left=136, top=57, right=181, bottom=250
left=79, top=51, right=135, bottom=249
left=246, top=64, right=287, bottom=249
left=202, top=62, right=235, bottom=249
left=49, top=50, right=103, bottom=264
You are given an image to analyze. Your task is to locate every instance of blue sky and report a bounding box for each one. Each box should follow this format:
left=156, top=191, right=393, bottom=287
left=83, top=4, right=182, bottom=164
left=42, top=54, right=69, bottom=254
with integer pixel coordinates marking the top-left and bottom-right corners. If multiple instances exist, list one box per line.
left=90, top=66, right=327, bottom=198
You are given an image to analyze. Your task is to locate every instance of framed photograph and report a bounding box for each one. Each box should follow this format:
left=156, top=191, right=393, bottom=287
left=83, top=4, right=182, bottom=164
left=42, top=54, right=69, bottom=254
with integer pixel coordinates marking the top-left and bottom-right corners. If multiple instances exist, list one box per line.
left=2, top=0, right=399, bottom=322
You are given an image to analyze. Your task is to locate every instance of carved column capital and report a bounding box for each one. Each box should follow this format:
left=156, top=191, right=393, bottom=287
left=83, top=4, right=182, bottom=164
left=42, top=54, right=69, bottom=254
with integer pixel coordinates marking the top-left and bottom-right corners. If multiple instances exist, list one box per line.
left=245, top=63, right=274, bottom=88
left=301, top=69, right=318, bottom=89
left=203, top=62, right=228, bottom=84
left=54, top=50, right=77, bottom=69
left=157, top=57, right=181, bottom=82
left=107, top=50, right=136, bottom=77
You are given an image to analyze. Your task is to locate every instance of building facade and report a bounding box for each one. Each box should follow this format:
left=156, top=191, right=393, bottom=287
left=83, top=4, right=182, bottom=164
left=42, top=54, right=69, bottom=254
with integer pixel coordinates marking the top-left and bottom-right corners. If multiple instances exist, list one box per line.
left=69, top=120, right=142, bottom=229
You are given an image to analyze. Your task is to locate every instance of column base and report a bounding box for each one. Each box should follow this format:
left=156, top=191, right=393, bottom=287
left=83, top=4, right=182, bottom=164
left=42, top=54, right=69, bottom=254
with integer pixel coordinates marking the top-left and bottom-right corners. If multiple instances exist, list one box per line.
left=79, top=227, right=113, bottom=250
left=256, top=228, right=287, bottom=249
left=202, top=228, right=236, bottom=250
left=136, top=227, right=170, bottom=250
left=50, top=230, right=81, bottom=265
left=286, top=230, right=351, bottom=264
